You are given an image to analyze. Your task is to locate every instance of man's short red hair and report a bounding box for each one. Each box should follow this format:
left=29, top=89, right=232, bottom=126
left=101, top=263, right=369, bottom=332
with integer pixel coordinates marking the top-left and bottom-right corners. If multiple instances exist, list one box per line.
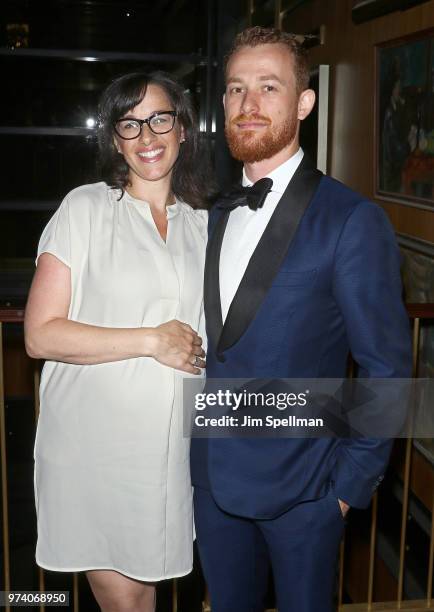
left=225, top=26, right=310, bottom=95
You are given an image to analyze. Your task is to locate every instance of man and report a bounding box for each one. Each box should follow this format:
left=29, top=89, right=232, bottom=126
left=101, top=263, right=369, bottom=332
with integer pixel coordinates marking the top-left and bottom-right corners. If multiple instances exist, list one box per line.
left=191, top=26, right=411, bottom=612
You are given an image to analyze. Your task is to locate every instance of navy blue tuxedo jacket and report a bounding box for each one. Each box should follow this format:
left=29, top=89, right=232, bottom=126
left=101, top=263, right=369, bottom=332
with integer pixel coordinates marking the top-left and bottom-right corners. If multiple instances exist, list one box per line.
left=190, top=156, right=412, bottom=519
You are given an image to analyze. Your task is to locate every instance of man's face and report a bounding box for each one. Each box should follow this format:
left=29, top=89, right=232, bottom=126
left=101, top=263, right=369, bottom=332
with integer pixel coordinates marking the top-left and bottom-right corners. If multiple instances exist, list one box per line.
left=224, top=43, right=300, bottom=164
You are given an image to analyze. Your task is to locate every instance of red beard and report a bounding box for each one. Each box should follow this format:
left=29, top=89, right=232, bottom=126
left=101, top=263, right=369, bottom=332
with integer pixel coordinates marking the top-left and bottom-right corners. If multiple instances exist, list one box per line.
left=225, top=113, right=298, bottom=163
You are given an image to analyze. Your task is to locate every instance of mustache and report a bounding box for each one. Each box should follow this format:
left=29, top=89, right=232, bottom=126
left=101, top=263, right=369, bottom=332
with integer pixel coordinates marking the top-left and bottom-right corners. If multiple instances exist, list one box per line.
left=230, top=114, right=272, bottom=125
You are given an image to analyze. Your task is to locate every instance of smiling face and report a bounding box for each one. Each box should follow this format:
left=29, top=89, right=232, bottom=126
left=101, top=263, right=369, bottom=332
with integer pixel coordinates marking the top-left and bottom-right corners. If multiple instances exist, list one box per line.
left=114, top=83, right=184, bottom=191
left=224, top=43, right=314, bottom=166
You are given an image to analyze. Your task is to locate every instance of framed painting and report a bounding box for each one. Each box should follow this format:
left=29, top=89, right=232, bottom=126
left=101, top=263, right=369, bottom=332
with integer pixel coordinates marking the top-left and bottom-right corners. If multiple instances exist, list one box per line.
left=398, top=233, right=434, bottom=377
left=376, top=30, right=434, bottom=210
left=398, top=233, right=434, bottom=462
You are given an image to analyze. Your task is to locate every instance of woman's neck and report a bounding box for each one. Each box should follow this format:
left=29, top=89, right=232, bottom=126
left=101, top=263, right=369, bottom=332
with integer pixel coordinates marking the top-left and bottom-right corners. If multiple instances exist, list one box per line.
left=127, top=175, right=174, bottom=212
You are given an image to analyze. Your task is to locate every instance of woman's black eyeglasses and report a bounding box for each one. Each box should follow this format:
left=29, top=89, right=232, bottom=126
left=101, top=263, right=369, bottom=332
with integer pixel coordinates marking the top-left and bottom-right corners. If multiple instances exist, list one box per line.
left=114, top=111, right=177, bottom=140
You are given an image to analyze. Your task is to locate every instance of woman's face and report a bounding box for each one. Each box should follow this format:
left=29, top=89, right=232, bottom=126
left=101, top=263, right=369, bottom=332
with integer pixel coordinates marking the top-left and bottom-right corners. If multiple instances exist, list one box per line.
left=114, top=84, right=184, bottom=188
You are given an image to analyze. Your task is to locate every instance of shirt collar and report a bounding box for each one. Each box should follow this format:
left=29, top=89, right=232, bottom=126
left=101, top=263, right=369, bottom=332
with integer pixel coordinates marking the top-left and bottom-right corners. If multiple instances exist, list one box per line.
left=242, top=148, right=304, bottom=194
left=121, top=190, right=181, bottom=218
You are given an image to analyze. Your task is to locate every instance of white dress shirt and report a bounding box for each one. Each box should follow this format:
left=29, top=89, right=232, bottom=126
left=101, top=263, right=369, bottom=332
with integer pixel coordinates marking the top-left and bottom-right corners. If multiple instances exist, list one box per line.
left=219, top=148, right=304, bottom=322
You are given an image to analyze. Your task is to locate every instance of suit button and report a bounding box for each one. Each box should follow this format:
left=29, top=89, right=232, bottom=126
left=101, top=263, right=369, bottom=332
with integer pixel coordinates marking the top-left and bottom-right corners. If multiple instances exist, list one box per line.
left=217, top=353, right=226, bottom=363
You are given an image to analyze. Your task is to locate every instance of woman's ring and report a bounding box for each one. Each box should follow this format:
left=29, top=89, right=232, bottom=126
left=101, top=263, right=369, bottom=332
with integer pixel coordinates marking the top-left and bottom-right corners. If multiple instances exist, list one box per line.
left=193, top=355, right=201, bottom=367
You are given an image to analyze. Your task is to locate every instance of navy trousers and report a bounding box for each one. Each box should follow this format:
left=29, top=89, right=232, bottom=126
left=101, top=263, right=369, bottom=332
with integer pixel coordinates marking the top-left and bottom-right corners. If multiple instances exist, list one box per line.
left=193, top=486, right=345, bottom=612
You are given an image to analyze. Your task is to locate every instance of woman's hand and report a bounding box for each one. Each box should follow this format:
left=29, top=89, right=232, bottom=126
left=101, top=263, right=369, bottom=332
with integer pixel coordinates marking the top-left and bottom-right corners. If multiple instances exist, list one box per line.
left=149, top=320, right=205, bottom=374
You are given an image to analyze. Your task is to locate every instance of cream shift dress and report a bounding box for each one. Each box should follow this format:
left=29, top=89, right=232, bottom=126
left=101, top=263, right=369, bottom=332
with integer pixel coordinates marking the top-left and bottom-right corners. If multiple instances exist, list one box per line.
left=34, top=182, right=207, bottom=580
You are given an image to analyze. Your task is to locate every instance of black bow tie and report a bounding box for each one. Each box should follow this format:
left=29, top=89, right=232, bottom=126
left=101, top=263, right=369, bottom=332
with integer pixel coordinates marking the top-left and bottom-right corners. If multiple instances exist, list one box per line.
left=218, top=177, right=273, bottom=211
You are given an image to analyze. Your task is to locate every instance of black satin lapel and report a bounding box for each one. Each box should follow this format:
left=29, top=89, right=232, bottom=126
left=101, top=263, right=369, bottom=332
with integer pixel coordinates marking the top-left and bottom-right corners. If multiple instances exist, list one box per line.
left=203, top=209, right=230, bottom=351
left=217, top=156, right=323, bottom=355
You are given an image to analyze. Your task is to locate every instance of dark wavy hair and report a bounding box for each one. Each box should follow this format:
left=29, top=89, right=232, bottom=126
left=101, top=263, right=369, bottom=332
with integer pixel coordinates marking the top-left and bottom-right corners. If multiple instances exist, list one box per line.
left=97, top=71, right=214, bottom=209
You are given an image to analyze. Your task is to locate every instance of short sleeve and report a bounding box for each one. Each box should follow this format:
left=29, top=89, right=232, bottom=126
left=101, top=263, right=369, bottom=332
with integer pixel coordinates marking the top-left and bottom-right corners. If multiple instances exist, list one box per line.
left=36, top=197, right=71, bottom=267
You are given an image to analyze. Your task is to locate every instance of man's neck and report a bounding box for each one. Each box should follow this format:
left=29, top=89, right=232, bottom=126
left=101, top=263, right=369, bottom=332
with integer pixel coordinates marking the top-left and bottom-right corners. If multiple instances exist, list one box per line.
left=244, top=140, right=300, bottom=183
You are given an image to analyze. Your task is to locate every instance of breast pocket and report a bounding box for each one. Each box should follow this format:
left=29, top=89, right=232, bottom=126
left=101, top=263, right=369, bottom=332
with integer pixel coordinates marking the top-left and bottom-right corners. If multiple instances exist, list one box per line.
left=272, top=269, right=317, bottom=288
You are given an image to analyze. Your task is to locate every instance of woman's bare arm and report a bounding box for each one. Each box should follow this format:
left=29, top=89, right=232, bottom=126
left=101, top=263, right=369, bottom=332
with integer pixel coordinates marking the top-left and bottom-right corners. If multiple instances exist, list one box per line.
left=24, top=253, right=204, bottom=373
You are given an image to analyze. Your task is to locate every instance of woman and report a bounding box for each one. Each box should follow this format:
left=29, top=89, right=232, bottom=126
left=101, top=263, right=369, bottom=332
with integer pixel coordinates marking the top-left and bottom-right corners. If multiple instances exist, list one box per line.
left=24, top=71, right=212, bottom=612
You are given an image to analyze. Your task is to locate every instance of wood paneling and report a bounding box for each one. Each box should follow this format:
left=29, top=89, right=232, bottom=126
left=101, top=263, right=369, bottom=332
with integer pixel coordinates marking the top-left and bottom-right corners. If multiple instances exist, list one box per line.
left=3, top=333, right=33, bottom=397
left=281, top=0, right=434, bottom=242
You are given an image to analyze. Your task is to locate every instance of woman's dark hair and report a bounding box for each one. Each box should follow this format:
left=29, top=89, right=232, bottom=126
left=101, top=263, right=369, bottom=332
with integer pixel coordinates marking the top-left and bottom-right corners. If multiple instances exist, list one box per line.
left=97, top=71, right=214, bottom=209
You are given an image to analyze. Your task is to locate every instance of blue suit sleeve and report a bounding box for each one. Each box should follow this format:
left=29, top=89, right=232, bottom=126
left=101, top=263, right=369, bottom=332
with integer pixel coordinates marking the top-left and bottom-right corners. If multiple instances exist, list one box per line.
left=330, top=201, right=412, bottom=508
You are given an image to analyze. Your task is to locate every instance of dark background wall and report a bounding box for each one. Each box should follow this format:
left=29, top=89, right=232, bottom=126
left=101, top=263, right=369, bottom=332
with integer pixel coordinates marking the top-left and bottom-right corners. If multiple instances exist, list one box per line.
left=280, top=0, right=434, bottom=242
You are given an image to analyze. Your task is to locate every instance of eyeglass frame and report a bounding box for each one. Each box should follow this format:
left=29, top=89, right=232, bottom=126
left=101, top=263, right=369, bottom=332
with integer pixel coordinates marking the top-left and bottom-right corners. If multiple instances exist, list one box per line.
left=113, top=110, right=178, bottom=140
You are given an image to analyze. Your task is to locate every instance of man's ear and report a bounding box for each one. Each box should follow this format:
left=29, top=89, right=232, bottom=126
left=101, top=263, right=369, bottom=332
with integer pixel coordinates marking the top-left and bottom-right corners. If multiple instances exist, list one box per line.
left=223, top=92, right=226, bottom=111
left=297, top=89, right=316, bottom=121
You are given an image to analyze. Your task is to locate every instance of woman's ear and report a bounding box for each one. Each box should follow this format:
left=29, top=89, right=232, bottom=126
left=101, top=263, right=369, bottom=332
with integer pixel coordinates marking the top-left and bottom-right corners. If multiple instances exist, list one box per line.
left=113, top=137, right=122, bottom=154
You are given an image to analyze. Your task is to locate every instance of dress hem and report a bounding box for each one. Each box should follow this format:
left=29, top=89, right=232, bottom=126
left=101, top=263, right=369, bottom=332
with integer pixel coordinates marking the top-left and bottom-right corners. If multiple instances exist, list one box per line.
left=35, top=557, right=192, bottom=582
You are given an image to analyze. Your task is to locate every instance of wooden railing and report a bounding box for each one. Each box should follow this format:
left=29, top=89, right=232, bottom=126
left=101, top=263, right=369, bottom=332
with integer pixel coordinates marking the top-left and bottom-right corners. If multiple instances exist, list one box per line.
left=0, top=307, right=77, bottom=612
left=1, top=305, right=434, bottom=611
left=340, top=304, right=434, bottom=612
left=0, top=307, right=28, bottom=612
